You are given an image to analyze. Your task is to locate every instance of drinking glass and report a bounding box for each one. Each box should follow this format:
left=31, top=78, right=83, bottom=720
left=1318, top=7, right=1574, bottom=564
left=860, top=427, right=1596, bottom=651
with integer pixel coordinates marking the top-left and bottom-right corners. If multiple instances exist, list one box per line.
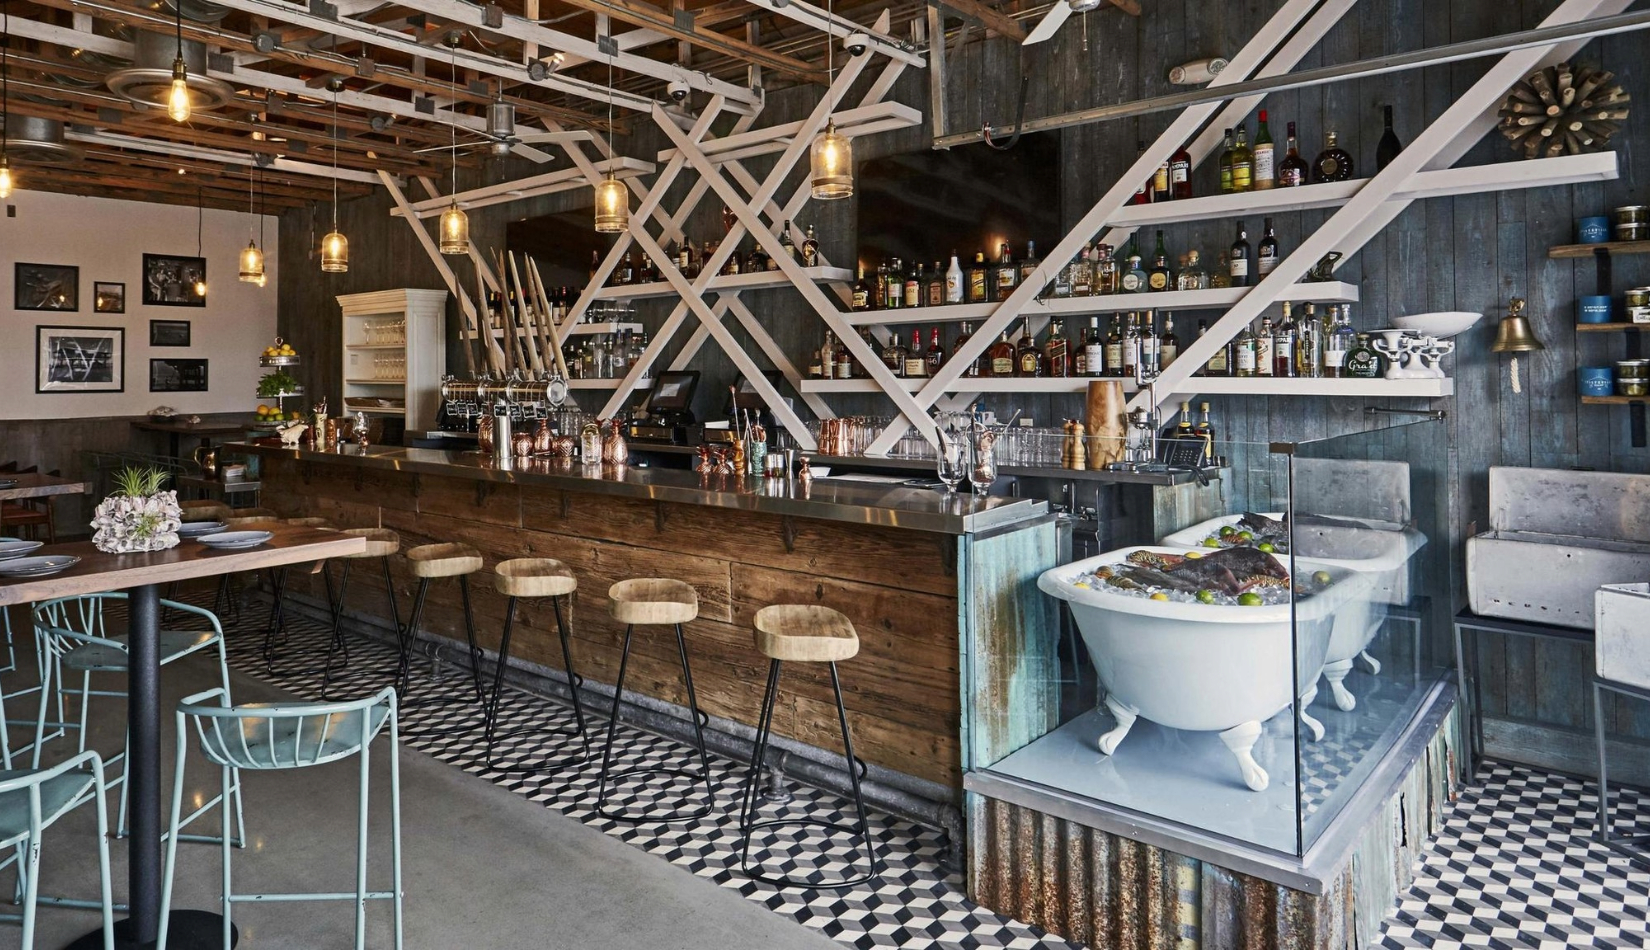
left=937, top=439, right=965, bottom=494
left=970, top=431, right=998, bottom=496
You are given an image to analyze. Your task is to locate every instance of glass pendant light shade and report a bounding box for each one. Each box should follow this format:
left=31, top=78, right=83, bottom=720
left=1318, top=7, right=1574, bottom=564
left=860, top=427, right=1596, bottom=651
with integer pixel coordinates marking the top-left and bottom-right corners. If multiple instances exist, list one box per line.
left=321, top=229, right=349, bottom=273
left=167, top=56, right=191, bottom=123
left=238, top=240, right=265, bottom=282
left=809, top=120, right=853, bottom=200
left=439, top=201, right=469, bottom=255
left=0, top=158, right=12, bottom=200
left=593, top=175, right=629, bottom=233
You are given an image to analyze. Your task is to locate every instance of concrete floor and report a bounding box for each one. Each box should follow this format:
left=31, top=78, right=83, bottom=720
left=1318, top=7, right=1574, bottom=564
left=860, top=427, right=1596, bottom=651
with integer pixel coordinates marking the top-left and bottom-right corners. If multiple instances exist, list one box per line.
left=8, top=645, right=840, bottom=949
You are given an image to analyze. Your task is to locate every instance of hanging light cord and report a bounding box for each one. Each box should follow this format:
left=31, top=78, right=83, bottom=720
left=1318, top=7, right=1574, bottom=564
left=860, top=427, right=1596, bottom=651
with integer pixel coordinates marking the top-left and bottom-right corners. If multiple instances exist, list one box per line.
left=451, top=42, right=458, bottom=197
left=331, top=89, right=339, bottom=228
left=606, top=53, right=614, bottom=164
left=196, top=184, right=203, bottom=257
left=825, top=0, right=834, bottom=109
left=3, top=0, right=10, bottom=162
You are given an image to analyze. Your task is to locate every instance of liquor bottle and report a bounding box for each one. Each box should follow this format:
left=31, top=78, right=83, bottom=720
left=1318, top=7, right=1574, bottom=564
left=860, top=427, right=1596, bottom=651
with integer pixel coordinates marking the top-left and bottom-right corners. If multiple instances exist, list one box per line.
left=1045, top=320, right=1071, bottom=377
left=1071, top=246, right=1093, bottom=296
left=1234, top=320, right=1257, bottom=377
left=856, top=327, right=882, bottom=378
left=1152, top=152, right=1172, bottom=203
left=1230, top=126, right=1254, bottom=192
left=967, top=252, right=990, bottom=303
left=1170, top=142, right=1193, bottom=200
left=1229, top=222, right=1252, bottom=288
left=802, top=224, right=820, bottom=266
left=1016, top=319, right=1043, bottom=377
left=1160, top=312, right=1179, bottom=368
left=1177, top=250, right=1208, bottom=291
left=1255, top=316, right=1275, bottom=377
left=1139, top=310, right=1161, bottom=380
left=1131, top=140, right=1152, bottom=205
left=1312, top=130, right=1354, bottom=183
left=1279, top=122, right=1308, bottom=187
left=1273, top=303, right=1297, bottom=378
left=1218, top=129, right=1236, bottom=193
left=1296, top=303, right=1322, bottom=378
left=945, top=252, right=965, bottom=304
left=1019, top=241, right=1041, bottom=288
left=1195, top=402, right=1216, bottom=461
left=904, top=329, right=929, bottom=378
left=589, top=249, right=602, bottom=283
left=988, top=330, right=1016, bottom=378
left=1345, top=331, right=1381, bottom=378
left=747, top=244, right=767, bottom=274
left=835, top=338, right=852, bottom=380
left=808, top=339, right=824, bottom=378
left=993, top=242, right=1019, bottom=300
left=1104, top=316, right=1124, bottom=376
left=851, top=265, right=872, bottom=311
left=1121, top=253, right=1148, bottom=293
left=925, top=327, right=945, bottom=374
left=1148, top=231, right=1174, bottom=292
left=1096, top=245, right=1119, bottom=295
left=926, top=263, right=945, bottom=307
left=1053, top=253, right=1075, bottom=298
left=819, top=331, right=836, bottom=380
left=1211, top=251, right=1232, bottom=289
left=722, top=241, right=742, bottom=275
left=904, top=262, right=922, bottom=309
left=677, top=239, right=695, bottom=277
left=1175, top=402, right=1196, bottom=437
left=1084, top=317, right=1105, bottom=377
left=1376, top=105, right=1403, bottom=171
left=1253, top=110, right=1275, bottom=190
left=1258, top=217, right=1280, bottom=277
left=618, top=251, right=635, bottom=284
left=1324, top=305, right=1356, bottom=378
left=885, top=259, right=904, bottom=310
left=884, top=330, right=908, bottom=377
left=765, top=242, right=781, bottom=270
left=1121, top=313, right=1141, bottom=380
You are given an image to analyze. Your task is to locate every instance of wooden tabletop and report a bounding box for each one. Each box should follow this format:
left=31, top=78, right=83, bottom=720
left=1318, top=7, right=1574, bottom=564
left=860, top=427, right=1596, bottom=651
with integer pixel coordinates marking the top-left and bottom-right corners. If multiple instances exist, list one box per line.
left=0, top=472, right=89, bottom=501
left=129, top=418, right=257, bottom=436
left=0, top=524, right=366, bottom=606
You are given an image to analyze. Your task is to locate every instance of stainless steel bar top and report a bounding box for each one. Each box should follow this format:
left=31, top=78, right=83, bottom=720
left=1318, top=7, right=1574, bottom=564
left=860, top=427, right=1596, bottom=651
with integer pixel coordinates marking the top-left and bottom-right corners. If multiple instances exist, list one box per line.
left=233, top=442, right=1049, bottom=535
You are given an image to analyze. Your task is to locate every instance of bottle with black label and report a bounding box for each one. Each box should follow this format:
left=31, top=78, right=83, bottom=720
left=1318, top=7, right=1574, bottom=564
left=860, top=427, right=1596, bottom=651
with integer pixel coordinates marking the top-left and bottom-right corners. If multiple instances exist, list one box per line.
left=1104, top=316, right=1124, bottom=376
left=967, top=252, right=990, bottom=303
left=1229, top=221, right=1252, bottom=288
left=851, top=265, right=871, bottom=311
left=884, top=331, right=908, bottom=377
left=1083, top=317, right=1104, bottom=377
left=1258, top=217, right=1280, bottom=277
left=1160, top=312, right=1179, bottom=368
left=1016, top=319, right=1043, bottom=377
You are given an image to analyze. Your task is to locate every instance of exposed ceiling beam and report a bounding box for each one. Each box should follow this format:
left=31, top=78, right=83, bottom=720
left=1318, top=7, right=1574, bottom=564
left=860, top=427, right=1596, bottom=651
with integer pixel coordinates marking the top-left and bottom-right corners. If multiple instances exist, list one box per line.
left=69, top=130, right=393, bottom=184
left=745, top=0, right=927, bottom=63
left=550, top=0, right=827, bottom=84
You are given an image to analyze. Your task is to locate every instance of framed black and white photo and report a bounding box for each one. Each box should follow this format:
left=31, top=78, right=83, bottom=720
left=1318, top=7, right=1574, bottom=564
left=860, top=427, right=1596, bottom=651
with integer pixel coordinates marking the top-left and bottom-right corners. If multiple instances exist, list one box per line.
left=94, top=281, right=126, bottom=314
left=149, top=358, right=208, bottom=393
left=14, top=263, right=79, bottom=312
left=36, top=326, right=124, bottom=394
left=141, top=254, right=207, bottom=307
left=149, top=319, right=192, bottom=347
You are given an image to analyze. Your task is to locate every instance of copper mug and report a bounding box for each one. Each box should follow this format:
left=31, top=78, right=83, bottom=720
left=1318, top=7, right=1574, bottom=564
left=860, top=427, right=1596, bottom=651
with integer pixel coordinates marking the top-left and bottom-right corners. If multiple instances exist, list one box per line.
left=513, top=430, right=534, bottom=459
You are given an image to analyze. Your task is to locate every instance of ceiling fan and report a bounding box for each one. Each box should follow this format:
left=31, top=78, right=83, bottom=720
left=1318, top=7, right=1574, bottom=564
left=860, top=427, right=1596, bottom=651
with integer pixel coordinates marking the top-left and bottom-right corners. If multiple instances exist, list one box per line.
left=1022, top=0, right=1138, bottom=46
left=417, top=97, right=561, bottom=163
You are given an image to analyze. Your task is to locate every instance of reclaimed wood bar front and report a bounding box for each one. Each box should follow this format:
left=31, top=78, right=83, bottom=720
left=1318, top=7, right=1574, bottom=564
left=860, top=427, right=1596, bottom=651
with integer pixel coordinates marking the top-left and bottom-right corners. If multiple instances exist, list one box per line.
left=241, top=443, right=1055, bottom=793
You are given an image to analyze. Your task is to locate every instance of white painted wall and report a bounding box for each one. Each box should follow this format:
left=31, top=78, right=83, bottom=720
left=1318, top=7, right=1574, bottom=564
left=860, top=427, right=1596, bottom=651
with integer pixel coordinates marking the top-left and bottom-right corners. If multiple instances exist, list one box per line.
left=0, top=190, right=279, bottom=420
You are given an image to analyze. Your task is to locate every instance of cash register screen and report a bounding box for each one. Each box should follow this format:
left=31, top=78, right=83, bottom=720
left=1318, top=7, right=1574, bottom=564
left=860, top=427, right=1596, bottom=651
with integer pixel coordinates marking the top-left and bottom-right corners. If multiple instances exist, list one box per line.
left=648, top=371, right=699, bottom=413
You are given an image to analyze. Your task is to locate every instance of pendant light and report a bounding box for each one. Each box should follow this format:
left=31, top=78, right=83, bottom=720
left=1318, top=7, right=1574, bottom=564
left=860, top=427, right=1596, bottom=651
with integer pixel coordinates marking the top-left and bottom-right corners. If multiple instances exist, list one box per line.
left=166, top=0, right=190, bottom=123
left=1, top=0, right=14, bottom=199
left=320, top=83, right=348, bottom=273
left=592, top=51, right=628, bottom=233
left=808, top=0, right=853, bottom=200
left=193, top=184, right=208, bottom=297
left=438, top=39, right=469, bottom=255
left=238, top=158, right=265, bottom=283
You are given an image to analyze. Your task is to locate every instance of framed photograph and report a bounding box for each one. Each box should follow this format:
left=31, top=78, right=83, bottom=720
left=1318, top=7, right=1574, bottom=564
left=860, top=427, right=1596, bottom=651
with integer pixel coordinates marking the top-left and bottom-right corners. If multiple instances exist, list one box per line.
left=141, top=254, right=207, bottom=307
left=36, top=326, right=124, bottom=394
left=149, top=319, right=192, bottom=348
left=149, top=358, right=209, bottom=393
left=94, top=281, right=126, bottom=314
left=14, top=263, right=79, bottom=312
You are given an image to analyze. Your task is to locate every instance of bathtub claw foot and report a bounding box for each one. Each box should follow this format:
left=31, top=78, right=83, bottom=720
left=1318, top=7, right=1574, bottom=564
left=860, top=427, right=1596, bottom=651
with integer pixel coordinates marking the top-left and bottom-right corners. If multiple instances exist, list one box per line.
left=1358, top=650, right=1382, bottom=675
left=1220, top=721, right=1268, bottom=792
left=1323, top=658, right=1357, bottom=711
left=1297, top=705, right=1325, bottom=742
left=1097, top=696, right=1138, bottom=756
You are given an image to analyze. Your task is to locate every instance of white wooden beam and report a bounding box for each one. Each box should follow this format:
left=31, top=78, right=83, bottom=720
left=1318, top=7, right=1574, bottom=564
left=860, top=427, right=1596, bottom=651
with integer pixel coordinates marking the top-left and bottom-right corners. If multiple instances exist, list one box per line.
left=67, top=131, right=389, bottom=184
left=391, top=158, right=657, bottom=217
left=741, top=0, right=925, bottom=66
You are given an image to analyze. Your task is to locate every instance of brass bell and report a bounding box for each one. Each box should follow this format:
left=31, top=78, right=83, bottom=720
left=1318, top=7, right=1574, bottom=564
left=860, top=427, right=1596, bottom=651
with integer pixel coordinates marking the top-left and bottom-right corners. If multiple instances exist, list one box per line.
left=1491, top=297, right=1545, bottom=353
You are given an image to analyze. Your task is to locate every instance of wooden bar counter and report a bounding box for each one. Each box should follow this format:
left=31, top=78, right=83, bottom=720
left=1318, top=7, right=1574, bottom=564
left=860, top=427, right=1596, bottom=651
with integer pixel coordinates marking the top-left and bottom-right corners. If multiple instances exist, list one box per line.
left=240, top=442, right=1057, bottom=795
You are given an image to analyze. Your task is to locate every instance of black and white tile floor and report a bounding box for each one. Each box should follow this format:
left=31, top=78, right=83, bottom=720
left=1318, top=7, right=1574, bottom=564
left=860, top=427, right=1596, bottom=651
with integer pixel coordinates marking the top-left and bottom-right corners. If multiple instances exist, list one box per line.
left=227, top=604, right=1650, bottom=950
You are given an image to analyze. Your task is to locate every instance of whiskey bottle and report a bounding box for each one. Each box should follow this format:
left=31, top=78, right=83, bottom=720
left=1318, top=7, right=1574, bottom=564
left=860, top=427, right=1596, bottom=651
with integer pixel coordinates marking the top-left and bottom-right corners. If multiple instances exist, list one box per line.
left=1015, top=320, right=1043, bottom=377
left=1211, top=251, right=1232, bottom=289
left=834, top=338, right=851, bottom=380
left=904, top=329, right=929, bottom=378
left=808, top=340, right=824, bottom=378
left=926, top=327, right=945, bottom=374
left=1312, top=130, right=1354, bottom=183
left=1279, top=122, right=1308, bottom=187
left=1229, top=221, right=1252, bottom=288
left=884, top=330, right=908, bottom=377
left=1018, top=241, right=1041, bottom=288
left=589, top=249, right=602, bottom=283
left=1045, top=320, right=1071, bottom=377
left=993, top=242, right=1019, bottom=301
left=1257, top=217, right=1280, bottom=277
left=1121, top=253, right=1148, bottom=293
left=747, top=245, right=768, bottom=274
left=820, top=331, right=836, bottom=380
left=852, top=265, right=872, bottom=311
left=780, top=220, right=799, bottom=263
left=1177, top=250, right=1208, bottom=291
left=987, top=330, right=1015, bottom=377
left=1218, top=128, right=1236, bottom=193
left=1170, top=141, right=1193, bottom=200
left=856, top=327, right=882, bottom=378
left=1175, top=401, right=1196, bottom=437
left=1345, top=331, right=1381, bottom=379
left=904, top=262, right=922, bottom=309
left=722, top=242, right=742, bottom=275
left=1131, top=140, right=1152, bottom=205
left=1053, top=253, right=1075, bottom=298
left=1148, top=231, right=1174, bottom=292
left=1230, top=126, right=1254, bottom=192
left=618, top=251, right=635, bottom=284
left=1253, top=110, right=1275, bottom=190
left=945, top=252, right=965, bottom=304
left=1161, top=312, right=1180, bottom=368
left=1104, top=316, right=1123, bottom=376
left=1121, top=313, right=1141, bottom=379
left=1234, top=320, right=1257, bottom=377
left=1376, top=105, right=1403, bottom=171
left=1095, top=245, right=1119, bottom=295
left=1152, top=153, right=1172, bottom=203
left=1272, top=303, right=1297, bottom=378
left=1070, top=246, right=1093, bottom=296
left=967, top=252, right=990, bottom=303
left=926, top=262, right=945, bottom=307
left=1139, top=310, right=1161, bottom=380
left=1195, top=402, right=1216, bottom=461
left=954, top=322, right=977, bottom=377
left=1255, top=316, right=1275, bottom=377
left=1083, top=317, right=1104, bottom=377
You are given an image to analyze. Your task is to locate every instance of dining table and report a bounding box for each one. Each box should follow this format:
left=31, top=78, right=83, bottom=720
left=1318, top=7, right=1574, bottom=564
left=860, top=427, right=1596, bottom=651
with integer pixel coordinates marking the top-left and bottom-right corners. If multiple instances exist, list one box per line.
left=0, top=524, right=365, bottom=949
left=0, top=472, right=89, bottom=534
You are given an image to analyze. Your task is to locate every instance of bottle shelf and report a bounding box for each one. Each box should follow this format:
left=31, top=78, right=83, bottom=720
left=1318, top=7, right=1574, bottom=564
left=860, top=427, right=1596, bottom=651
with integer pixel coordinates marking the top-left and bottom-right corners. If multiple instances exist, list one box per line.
left=842, top=282, right=1359, bottom=327
left=1550, top=240, right=1650, bottom=259
left=491, top=322, right=645, bottom=339
left=800, top=375, right=1452, bottom=398
left=1581, top=395, right=1648, bottom=405
left=344, top=378, right=406, bottom=385
left=590, top=266, right=853, bottom=301
left=567, top=378, right=655, bottom=390
left=1576, top=322, right=1650, bottom=332
left=346, top=343, right=406, bottom=351
left=800, top=377, right=1138, bottom=395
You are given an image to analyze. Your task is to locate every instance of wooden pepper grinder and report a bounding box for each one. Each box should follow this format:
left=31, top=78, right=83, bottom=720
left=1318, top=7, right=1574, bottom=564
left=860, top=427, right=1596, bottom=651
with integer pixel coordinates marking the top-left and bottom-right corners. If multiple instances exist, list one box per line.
left=1070, top=421, right=1087, bottom=471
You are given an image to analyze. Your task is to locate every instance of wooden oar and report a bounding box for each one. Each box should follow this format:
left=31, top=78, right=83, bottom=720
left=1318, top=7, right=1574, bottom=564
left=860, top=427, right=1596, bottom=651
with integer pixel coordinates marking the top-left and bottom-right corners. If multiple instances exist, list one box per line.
left=491, top=248, right=526, bottom=374
left=506, top=252, right=546, bottom=376
left=527, top=257, right=570, bottom=379
left=471, top=263, right=505, bottom=377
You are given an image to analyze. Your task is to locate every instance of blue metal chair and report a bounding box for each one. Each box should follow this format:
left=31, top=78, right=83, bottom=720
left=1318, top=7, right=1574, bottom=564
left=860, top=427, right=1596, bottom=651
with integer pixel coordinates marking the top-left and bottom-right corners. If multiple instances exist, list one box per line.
left=31, top=593, right=244, bottom=846
left=159, top=686, right=404, bottom=950
left=0, top=750, right=117, bottom=949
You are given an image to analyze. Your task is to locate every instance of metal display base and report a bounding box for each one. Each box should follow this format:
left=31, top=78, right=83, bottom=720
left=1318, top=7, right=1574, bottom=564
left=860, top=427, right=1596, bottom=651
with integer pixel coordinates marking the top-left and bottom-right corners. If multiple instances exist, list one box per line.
left=1594, top=676, right=1650, bottom=868
left=65, top=910, right=238, bottom=950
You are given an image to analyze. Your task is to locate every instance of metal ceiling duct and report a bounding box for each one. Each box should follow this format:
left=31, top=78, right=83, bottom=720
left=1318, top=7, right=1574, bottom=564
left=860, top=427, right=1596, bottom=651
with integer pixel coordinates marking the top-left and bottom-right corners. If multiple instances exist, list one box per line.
left=0, top=116, right=87, bottom=163
left=157, top=0, right=231, bottom=25
left=105, top=31, right=234, bottom=113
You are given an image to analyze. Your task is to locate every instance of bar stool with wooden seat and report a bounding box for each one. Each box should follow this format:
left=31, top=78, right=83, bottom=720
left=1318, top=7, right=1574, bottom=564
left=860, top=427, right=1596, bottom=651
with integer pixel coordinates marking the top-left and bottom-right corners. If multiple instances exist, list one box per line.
left=595, top=579, right=714, bottom=823
left=258, top=517, right=334, bottom=668
left=317, top=528, right=403, bottom=699
left=481, top=559, right=590, bottom=771
left=207, top=512, right=281, bottom=620
left=738, top=604, right=879, bottom=889
left=178, top=500, right=232, bottom=524
left=393, top=543, right=487, bottom=735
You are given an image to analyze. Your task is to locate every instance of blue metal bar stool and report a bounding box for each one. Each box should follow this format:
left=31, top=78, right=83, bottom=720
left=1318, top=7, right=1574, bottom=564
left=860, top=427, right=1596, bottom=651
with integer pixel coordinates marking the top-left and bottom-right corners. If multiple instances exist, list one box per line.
left=394, top=543, right=486, bottom=736
left=158, top=686, right=404, bottom=950
left=483, top=559, right=590, bottom=771
left=738, top=604, right=879, bottom=889
left=0, top=750, right=117, bottom=950
left=595, top=578, right=714, bottom=823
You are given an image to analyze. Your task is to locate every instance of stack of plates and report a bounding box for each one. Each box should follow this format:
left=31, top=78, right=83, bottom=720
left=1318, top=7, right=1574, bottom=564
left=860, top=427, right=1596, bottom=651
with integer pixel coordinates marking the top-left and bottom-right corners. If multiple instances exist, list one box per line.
left=178, top=521, right=228, bottom=538
left=197, top=531, right=274, bottom=550
left=0, top=477, right=17, bottom=489
left=0, top=538, right=44, bottom=560
left=0, top=555, right=81, bottom=578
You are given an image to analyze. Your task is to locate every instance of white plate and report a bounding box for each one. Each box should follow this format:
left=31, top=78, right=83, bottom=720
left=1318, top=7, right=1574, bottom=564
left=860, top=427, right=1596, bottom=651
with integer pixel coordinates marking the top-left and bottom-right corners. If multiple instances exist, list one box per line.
left=197, top=530, right=274, bottom=550
left=178, top=521, right=228, bottom=537
left=0, top=539, right=45, bottom=561
left=0, top=555, right=81, bottom=577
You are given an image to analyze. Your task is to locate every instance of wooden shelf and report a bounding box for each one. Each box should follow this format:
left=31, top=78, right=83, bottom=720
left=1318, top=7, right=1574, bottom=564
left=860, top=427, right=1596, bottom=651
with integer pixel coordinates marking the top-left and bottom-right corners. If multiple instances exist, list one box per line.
left=842, top=282, right=1361, bottom=327
left=566, top=378, right=654, bottom=390
left=1582, top=395, right=1648, bottom=405
left=801, top=374, right=1452, bottom=398
left=800, top=376, right=1138, bottom=395
left=1549, top=240, right=1650, bottom=259
left=565, top=322, right=644, bottom=336
left=346, top=343, right=405, bottom=350
left=1576, top=322, right=1650, bottom=332
left=344, top=378, right=406, bottom=384
left=591, top=266, right=853, bottom=301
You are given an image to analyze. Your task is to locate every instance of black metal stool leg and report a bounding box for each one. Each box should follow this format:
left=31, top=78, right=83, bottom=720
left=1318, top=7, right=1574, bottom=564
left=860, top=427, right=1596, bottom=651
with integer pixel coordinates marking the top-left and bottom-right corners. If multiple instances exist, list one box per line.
left=673, top=622, right=716, bottom=805
left=829, top=660, right=880, bottom=885
left=739, top=658, right=784, bottom=839
left=594, top=624, right=636, bottom=815
left=481, top=596, right=520, bottom=763
left=396, top=574, right=490, bottom=738
left=479, top=593, right=593, bottom=773
left=394, top=578, right=431, bottom=698
left=259, top=567, right=289, bottom=670
left=458, top=574, right=486, bottom=703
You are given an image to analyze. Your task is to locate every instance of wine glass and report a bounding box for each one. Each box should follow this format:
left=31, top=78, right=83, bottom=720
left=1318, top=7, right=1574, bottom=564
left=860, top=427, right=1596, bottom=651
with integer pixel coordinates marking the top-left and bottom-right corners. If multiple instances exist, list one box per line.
left=936, top=438, right=965, bottom=494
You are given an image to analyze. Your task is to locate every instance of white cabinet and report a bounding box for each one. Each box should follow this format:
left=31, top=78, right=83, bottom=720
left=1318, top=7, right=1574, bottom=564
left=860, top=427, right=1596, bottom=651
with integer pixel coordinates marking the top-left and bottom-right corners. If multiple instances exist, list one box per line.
left=337, top=289, right=447, bottom=434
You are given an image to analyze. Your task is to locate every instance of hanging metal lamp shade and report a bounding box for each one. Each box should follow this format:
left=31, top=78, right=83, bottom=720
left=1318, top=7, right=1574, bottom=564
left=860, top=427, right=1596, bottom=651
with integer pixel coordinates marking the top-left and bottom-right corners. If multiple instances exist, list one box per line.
left=809, top=120, right=853, bottom=199
left=0, top=116, right=85, bottom=164
left=106, top=32, right=233, bottom=114
left=321, top=229, right=349, bottom=273
left=238, top=239, right=265, bottom=282
left=439, top=200, right=469, bottom=255
left=593, top=175, right=629, bottom=233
